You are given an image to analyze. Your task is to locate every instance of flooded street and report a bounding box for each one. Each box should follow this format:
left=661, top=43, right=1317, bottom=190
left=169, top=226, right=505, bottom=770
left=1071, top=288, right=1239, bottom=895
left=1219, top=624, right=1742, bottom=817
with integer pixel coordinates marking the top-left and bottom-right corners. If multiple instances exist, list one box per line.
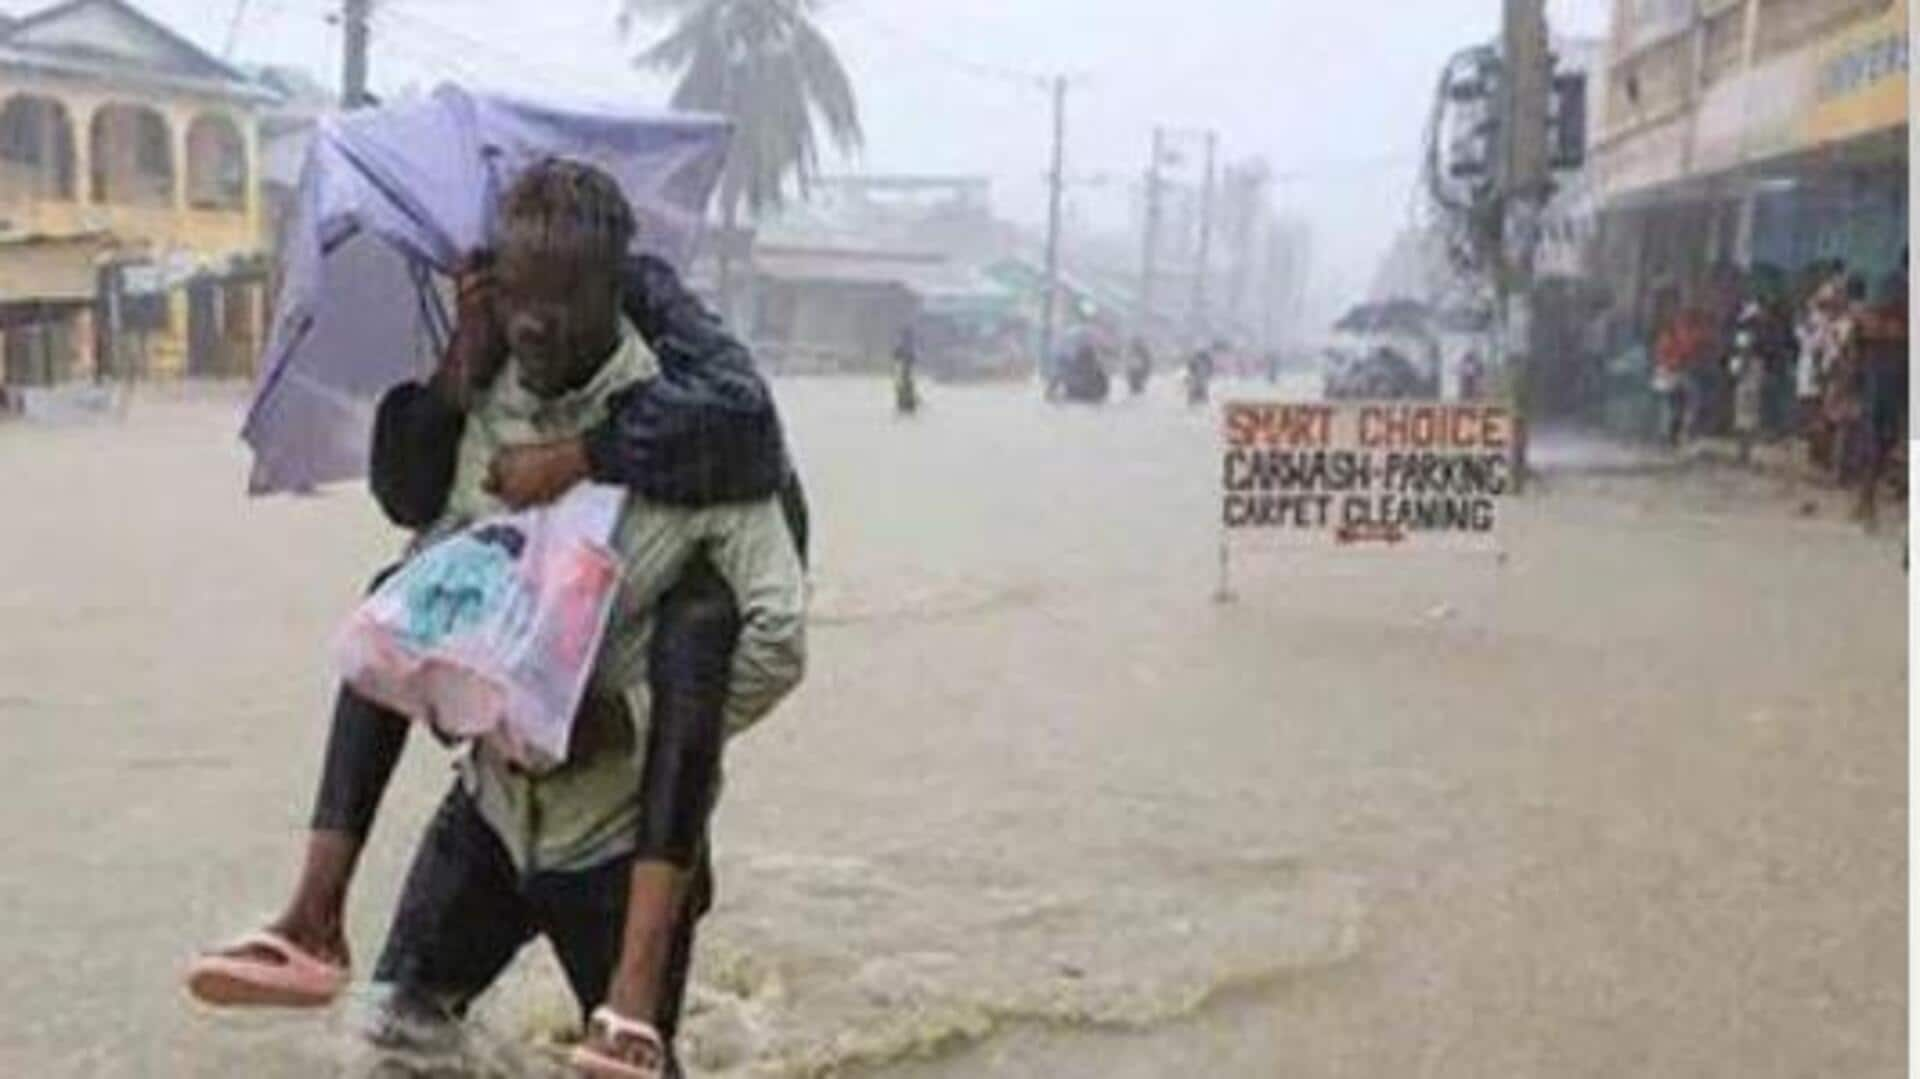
left=0, top=378, right=1904, bottom=1077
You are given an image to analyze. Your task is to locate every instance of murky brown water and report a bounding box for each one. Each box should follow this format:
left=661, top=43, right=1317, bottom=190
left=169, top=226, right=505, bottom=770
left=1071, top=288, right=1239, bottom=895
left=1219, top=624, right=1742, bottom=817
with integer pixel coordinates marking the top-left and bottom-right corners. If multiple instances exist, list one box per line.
left=0, top=379, right=1904, bottom=1077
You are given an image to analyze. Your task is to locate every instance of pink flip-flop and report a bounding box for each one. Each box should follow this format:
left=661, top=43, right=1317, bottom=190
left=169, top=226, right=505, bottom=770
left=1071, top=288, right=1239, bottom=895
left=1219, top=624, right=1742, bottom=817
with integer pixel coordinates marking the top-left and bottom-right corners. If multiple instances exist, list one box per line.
left=184, top=930, right=349, bottom=1009
left=568, top=1006, right=665, bottom=1079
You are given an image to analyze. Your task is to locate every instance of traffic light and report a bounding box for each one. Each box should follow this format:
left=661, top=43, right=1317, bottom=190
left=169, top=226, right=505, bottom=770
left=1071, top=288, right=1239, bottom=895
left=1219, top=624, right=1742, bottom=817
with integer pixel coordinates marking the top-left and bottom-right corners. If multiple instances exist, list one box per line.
left=1444, top=53, right=1501, bottom=183
left=1549, top=70, right=1587, bottom=172
left=1447, top=69, right=1494, bottom=103
left=1449, top=111, right=1498, bottom=181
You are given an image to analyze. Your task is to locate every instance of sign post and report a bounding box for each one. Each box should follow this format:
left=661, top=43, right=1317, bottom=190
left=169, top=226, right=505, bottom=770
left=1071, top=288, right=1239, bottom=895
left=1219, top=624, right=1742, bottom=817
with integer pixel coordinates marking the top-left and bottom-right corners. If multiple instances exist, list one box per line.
left=1213, top=526, right=1235, bottom=604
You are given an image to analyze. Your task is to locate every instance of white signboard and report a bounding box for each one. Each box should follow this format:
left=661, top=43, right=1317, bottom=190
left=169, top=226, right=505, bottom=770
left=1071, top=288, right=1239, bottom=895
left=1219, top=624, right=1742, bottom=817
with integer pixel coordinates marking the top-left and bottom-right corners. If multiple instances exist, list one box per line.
left=120, top=264, right=163, bottom=295
left=1220, top=400, right=1515, bottom=551
left=120, top=251, right=205, bottom=295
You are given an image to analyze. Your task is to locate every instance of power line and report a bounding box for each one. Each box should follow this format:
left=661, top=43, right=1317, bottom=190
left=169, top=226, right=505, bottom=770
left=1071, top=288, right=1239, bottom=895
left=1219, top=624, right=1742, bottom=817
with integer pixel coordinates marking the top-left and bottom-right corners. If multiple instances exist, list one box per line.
left=832, top=1, right=1053, bottom=93
left=372, top=5, right=608, bottom=95
left=215, top=0, right=339, bottom=70
left=1270, top=153, right=1418, bottom=183
left=222, top=0, right=251, bottom=60
left=238, top=0, right=337, bottom=26
left=367, top=21, right=492, bottom=89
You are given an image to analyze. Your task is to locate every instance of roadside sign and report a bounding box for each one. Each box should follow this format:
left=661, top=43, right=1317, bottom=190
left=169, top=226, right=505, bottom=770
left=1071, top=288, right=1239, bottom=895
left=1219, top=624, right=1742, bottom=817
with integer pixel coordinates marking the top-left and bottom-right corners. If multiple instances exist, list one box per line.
left=1220, top=400, right=1515, bottom=553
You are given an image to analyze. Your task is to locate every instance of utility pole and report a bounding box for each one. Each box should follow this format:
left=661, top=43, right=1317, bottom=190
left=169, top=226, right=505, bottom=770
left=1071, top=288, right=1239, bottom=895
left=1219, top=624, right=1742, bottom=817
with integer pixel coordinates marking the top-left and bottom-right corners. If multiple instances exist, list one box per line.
left=1260, top=222, right=1280, bottom=353
left=1139, top=127, right=1166, bottom=348
left=1224, top=161, right=1270, bottom=341
left=1188, top=130, right=1218, bottom=343
left=342, top=0, right=372, bottom=109
left=1039, top=75, right=1068, bottom=382
left=1500, top=0, right=1550, bottom=487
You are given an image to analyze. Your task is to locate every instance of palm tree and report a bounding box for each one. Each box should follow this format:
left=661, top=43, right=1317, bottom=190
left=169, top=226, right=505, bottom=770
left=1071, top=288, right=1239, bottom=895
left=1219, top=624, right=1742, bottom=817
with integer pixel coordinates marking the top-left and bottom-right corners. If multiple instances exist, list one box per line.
left=622, top=0, right=864, bottom=315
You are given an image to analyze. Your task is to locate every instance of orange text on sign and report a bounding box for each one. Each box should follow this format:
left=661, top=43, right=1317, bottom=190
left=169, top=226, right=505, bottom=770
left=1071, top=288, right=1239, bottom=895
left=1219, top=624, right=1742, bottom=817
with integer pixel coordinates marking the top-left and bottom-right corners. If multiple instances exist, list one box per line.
left=1223, top=404, right=1335, bottom=449
left=1357, top=405, right=1512, bottom=451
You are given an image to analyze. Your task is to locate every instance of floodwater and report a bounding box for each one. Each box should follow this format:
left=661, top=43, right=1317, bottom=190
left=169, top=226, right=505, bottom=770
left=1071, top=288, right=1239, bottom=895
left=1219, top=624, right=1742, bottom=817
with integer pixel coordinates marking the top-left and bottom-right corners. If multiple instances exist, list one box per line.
left=0, top=377, right=1904, bottom=1077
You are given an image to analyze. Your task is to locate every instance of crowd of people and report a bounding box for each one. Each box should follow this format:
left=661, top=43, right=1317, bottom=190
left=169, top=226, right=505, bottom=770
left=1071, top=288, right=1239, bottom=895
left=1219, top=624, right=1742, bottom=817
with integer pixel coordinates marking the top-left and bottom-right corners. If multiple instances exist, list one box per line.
left=1648, top=252, right=1908, bottom=526
left=886, top=325, right=1277, bottom=415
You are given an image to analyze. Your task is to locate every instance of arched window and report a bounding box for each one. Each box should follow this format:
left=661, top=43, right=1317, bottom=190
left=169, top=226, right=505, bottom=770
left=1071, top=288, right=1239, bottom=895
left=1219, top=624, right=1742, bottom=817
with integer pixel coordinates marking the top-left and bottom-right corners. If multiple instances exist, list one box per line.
left=90, top=104, right=174, bottom=207
left=0, top=94, right=76, bottom=201
left=186, top=113, right=247, bottom=211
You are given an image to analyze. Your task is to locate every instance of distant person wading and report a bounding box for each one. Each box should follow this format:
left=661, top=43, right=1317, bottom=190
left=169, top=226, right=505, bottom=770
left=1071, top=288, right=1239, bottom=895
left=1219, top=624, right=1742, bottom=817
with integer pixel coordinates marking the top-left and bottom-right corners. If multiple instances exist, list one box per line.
left=894, top=328, right=921, bottom=417
left=1186, top=343, right=1217, bottom=407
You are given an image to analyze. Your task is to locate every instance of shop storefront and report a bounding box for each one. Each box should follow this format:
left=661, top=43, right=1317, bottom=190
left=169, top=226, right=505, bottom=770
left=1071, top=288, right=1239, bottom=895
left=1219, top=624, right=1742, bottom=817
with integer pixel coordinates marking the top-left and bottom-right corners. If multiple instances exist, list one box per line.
left=1587, top=0, right=1909, bottom=438
left=1742, top=0, right=1909, bottom=279
left=1597, top=0, right=1908, bottom=281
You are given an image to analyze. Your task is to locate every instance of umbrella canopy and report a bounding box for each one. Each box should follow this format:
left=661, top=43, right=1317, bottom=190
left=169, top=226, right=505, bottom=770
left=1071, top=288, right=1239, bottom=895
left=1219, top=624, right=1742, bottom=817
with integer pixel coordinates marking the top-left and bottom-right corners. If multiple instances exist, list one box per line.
left=241, top=84, right=731, bottom=495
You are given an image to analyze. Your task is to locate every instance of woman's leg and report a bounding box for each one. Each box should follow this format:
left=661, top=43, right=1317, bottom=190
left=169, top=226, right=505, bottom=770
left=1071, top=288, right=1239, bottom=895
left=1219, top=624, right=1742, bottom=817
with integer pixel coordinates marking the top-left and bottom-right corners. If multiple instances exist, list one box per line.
left=587, top=478, right=804, bottom=1056
left=650, top=850, right=713, bottom=1049
left=207, top=570, right=414, bottom=973
left=604, top=559, right=738, bottom=1023
left=541, top=846, right=713, bottom=1079
left=201, top=682, right=410, bottom=977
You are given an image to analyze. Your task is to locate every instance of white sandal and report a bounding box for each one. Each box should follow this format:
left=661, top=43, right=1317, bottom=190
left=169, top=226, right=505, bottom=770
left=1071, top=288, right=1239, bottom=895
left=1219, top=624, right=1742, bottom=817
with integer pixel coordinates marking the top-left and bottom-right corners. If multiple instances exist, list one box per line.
left=568, top=1005, right=666, bottom=1079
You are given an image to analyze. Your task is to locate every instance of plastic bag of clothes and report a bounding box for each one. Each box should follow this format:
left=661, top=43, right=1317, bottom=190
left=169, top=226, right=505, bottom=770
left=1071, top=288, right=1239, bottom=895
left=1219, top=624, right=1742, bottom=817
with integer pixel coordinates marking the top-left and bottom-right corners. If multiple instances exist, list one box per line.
left=335, top=485, right=625, bottom=770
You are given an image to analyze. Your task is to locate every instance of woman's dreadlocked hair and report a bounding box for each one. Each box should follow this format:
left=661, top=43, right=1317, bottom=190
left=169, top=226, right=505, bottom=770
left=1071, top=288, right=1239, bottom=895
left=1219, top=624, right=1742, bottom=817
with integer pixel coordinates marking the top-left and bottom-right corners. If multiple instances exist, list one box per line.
left=499, top=157, right=637, bottom=270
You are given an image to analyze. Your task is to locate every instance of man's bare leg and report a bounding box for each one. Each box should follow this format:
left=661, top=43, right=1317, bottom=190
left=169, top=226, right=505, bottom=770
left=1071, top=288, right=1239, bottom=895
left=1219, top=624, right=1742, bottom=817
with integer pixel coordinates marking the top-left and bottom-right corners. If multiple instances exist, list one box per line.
left=580, top=559, right=740, bottom=1070
left=584, top=861, right=693, bottom=1071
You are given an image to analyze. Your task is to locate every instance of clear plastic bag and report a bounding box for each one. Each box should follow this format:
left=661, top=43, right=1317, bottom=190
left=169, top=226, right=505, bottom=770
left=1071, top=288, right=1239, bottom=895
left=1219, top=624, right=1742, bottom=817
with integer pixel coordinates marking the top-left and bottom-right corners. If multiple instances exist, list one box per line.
left=335, top=485, right=625, bottom=771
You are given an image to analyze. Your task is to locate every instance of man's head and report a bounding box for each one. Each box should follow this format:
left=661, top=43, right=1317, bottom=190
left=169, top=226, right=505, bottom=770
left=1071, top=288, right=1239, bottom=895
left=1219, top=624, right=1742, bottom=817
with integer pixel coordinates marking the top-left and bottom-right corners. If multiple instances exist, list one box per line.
left=495, top=158, right=636, bottom=398
left=1815, top=278, right=1846, bottom=313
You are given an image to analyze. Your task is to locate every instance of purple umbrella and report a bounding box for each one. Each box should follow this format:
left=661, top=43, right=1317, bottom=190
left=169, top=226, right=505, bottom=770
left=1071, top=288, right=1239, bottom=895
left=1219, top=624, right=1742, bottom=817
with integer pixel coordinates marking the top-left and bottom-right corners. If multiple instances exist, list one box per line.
left=241, top=84, right=731, bottom=495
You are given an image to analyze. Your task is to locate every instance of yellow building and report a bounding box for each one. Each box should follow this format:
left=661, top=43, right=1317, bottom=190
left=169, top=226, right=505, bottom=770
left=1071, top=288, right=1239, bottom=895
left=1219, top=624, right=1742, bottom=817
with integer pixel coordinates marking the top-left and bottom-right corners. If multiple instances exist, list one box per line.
left=1592, top=0, right=1908, bottom=316
left=0, top=0, right=280, bottom=388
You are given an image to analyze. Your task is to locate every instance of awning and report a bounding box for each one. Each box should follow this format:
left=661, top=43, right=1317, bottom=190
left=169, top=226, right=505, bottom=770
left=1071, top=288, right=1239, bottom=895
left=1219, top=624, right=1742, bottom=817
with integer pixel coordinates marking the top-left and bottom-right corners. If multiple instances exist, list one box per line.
left=0, top=233, right=112, bottom=303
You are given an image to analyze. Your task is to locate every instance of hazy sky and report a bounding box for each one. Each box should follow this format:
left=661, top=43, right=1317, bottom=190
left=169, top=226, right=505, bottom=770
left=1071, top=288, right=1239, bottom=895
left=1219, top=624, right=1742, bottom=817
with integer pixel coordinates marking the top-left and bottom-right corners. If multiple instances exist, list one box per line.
left=11, top=0, right=1612, bottom=322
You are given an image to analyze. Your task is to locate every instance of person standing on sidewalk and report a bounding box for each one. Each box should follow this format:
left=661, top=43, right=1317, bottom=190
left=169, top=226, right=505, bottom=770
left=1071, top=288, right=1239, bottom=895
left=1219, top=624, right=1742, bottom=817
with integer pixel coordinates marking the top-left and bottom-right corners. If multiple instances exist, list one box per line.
left=1795, top=264, right=1844, bottom=470
left=1823, top=276, right=1870, bottom=487
left=1855, top=263, right=1908, bottom=529
left=1654, top=299, right=1708, bottom=448
left=1730, top=301, right=1768, bottom=465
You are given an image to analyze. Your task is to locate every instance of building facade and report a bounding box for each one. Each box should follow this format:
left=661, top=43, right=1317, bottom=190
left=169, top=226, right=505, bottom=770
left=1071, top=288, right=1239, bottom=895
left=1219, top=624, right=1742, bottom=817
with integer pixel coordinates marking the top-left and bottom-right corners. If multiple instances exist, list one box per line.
left=0, top=0, right=279, bottom=388
left=1592, top=0, right=1908, bottom=324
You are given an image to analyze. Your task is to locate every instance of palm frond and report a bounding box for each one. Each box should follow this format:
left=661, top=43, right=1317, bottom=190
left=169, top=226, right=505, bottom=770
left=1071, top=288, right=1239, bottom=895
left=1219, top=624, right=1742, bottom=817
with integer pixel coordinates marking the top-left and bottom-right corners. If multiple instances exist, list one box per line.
left=620, top=0, right=712, bottom=22
left=790, top=17, right=862, bottom=152
left=618, top=0, right=706, bottom=43
left=638, top=4, right=725, bottom=73
left=631, top=0, right=863, bottom=220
